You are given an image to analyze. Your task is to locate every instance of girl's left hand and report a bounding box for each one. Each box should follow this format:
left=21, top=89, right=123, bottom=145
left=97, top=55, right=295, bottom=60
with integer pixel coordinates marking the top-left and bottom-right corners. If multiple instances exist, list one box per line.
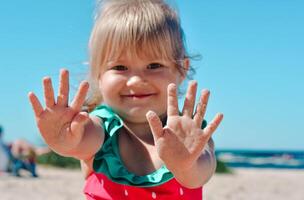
left=146, top=81, right=223, bottom=173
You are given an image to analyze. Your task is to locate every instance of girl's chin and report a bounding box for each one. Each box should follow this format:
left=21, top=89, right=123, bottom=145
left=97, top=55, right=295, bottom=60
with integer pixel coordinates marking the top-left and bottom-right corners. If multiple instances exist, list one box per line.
left=119, top=109, right=159, bottom=123
left=123, top=118, right=149, bottom=124
left=121, top=111, right=150, bottom=123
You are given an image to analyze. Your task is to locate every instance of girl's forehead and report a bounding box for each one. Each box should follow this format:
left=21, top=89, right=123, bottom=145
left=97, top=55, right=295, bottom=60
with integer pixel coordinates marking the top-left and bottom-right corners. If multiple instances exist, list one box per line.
left=107, top=50, right=173, bottom=65
left=106, top=43, right=174, bottom=63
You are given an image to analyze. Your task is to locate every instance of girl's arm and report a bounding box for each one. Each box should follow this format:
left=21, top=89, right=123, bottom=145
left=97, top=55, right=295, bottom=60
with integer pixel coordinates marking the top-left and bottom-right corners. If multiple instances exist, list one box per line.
left=65, top=115, right=104, bottom=160
left=81, top=155, right=95, bottom=178
left=168, top=138, right=216, bottom=188
left=28, top=69, right=104, bottom=161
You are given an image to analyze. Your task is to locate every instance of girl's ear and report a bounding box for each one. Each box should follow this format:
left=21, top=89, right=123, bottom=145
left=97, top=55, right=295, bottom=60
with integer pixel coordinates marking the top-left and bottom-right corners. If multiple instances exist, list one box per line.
left=183, top=58, right=190, bottom=72
left=178, top=58, right=190, bottom=84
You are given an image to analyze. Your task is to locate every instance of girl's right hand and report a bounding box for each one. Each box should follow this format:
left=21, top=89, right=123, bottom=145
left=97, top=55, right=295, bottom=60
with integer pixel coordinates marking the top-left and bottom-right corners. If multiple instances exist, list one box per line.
left=28, top=69, right=90, bottom=156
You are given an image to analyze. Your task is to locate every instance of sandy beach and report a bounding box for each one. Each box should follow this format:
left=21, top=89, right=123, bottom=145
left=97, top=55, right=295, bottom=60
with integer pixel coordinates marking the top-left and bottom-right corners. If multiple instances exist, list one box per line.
left=1, top=166, right=304, bottom=200
left=205, top=168, right=304, bottom=200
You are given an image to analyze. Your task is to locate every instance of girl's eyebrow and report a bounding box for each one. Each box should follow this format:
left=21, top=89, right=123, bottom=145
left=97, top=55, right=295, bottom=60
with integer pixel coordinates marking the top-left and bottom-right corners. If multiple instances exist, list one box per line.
left=106, top=60, right=124, bottom=66
left=106, top=57, right=134, bottom=65
left=106, top=58, right=174, bottom=66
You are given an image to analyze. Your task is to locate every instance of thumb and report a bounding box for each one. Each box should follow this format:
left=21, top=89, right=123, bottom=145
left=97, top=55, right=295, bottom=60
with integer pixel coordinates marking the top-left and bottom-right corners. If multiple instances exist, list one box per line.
left=70, top=112, right=90, bottom=137
left=146, top=111, right=163, bottom=142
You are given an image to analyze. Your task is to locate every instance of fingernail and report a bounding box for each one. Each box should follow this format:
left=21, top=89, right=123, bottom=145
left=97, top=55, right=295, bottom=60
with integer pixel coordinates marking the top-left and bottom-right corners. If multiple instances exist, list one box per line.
left=191, top=80, right=197, bottom=86
left=168, top=83, right=176, bottom=89
left=43, top=77, right=51, bottom=83
left=146, top=110, right=155, bottom=118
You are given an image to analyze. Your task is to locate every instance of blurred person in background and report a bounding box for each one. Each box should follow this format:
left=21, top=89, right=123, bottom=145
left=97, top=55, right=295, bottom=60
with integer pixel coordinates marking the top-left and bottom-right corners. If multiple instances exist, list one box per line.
left=10, top=139, right=38, bottom=177
left=0, top=125, right=10, bottom=173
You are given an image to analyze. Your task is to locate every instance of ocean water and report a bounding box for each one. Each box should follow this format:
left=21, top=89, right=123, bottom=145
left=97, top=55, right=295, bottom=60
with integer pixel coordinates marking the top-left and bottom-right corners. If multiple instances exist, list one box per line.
left=216, top=150, right=304, bottom=169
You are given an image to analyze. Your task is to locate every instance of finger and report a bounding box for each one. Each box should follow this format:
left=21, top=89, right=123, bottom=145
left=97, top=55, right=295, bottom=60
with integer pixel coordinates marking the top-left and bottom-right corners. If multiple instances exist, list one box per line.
left=146, top=111, right=163, bottom=142
left=57, top=69, right=69, bottom=106
left=193, top=89, right=210, bottom=127
left=182, top=81, right=197, bottom=117
left=167, top=83, right=179, bottom=116
left=70, top=81, right=89, bottom=112
left=70, top=112, right=90, bottom=137
left=193, top=114, right=223, bottom=156
left=43, top=77, right=55, bottom=107
left=28, top=92, right=44, bottom=117
left=203, top=113, right=224, bottom=139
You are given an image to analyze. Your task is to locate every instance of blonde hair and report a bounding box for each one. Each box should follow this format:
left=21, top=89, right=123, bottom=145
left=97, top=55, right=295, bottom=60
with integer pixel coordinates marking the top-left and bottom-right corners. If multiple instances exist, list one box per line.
left=85, top=0, right=191, bottom=111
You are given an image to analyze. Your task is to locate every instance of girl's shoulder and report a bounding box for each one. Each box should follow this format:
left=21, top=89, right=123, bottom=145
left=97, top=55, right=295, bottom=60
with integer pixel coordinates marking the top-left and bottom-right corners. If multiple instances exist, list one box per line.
left=90, top=105, right=123, bottom=137
left=90, top=104, right=118, bottom=120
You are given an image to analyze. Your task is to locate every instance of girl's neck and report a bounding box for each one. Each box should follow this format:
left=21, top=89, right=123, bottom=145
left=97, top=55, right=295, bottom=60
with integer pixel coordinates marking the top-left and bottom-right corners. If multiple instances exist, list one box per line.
left=123, top=121, right=154, bottom=145
left=123, top=114, right=167, bottom=145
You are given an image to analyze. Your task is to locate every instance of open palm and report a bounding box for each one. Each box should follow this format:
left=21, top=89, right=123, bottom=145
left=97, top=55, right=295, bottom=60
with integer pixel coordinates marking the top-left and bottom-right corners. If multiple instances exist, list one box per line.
left=28, top=69, right=90, bottom=155
left=146, top=81, right=223, bottom=172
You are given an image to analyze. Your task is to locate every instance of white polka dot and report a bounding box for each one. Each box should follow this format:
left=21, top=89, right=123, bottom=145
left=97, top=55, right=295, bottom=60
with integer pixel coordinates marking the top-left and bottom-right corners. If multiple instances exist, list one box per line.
left=124, top=189, right=128, bottom=196
left=152, top=191, right=157, bottom=199
left=179, top=188, right=184, bottom=195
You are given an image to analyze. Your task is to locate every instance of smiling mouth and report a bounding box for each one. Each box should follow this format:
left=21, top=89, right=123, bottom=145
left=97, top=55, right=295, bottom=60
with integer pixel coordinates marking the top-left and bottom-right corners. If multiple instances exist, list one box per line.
left=122, top=93, right=155, bottom=99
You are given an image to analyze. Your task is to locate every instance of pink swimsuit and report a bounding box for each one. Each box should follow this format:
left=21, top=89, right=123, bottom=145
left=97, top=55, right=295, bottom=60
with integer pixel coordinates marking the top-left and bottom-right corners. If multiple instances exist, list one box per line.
left=84, top=105, right=203, bottom=200
left=84, top=172, right=202, bottom=200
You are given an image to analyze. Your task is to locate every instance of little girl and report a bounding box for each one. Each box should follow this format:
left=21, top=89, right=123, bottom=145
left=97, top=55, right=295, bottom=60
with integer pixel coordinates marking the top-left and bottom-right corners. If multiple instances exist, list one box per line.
left=29, top=0, right=223, bottom=199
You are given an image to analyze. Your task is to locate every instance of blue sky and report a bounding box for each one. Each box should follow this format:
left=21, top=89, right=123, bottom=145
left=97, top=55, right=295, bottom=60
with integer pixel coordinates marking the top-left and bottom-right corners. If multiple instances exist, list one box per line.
left=0, top=0, right=303, bottom=150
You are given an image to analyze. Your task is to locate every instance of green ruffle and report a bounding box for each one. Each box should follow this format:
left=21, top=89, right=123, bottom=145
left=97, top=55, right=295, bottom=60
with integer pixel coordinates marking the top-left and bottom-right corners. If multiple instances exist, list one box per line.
left=90, top=105, right=174, bottom=187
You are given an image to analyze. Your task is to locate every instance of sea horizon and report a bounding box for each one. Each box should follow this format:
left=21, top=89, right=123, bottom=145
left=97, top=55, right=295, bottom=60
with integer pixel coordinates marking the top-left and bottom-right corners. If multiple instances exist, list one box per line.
left=216, top=149, right=304, bottom=169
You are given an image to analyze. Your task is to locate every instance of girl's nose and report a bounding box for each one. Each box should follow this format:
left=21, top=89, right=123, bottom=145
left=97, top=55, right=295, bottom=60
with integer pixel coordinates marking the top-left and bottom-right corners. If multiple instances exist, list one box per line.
left=126, top=75, right=146, bottom=87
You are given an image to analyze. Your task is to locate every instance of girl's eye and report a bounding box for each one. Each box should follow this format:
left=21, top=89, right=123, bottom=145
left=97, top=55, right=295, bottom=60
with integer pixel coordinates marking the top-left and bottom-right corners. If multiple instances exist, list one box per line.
left=111, top=65, right=128, bottom=71
left=147, top=63, right=163, bottom=70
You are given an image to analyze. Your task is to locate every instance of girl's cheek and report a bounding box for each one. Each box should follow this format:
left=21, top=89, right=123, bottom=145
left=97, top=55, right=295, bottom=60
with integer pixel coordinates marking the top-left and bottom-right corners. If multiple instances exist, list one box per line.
left=148, top=70, right=181, bottom=84
left=100, top=72, right=126, bottom=84
left=100, top=75, right=127, bottom=96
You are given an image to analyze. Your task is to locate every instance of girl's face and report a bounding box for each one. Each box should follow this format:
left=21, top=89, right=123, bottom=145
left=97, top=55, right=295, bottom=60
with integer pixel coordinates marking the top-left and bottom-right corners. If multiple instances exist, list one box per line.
left=98, top=53, right=186, bottom=123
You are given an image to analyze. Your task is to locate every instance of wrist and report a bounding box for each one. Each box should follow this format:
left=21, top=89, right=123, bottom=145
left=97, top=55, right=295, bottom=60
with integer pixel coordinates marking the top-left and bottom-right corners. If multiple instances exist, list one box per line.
left=167, top=149, right=216, bottom=188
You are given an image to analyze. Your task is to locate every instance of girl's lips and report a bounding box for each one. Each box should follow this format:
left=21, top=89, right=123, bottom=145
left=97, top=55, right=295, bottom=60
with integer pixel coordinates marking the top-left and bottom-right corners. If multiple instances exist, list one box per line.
left=122, top=93, right=156, bottom=99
